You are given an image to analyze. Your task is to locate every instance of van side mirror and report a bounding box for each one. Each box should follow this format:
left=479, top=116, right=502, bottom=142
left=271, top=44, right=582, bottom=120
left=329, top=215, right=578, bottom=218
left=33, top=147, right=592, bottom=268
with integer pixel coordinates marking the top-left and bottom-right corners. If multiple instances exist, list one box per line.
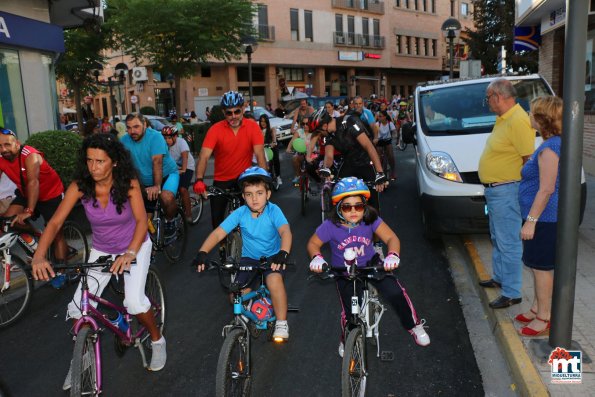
left=401, top=122, right=416, bottom=145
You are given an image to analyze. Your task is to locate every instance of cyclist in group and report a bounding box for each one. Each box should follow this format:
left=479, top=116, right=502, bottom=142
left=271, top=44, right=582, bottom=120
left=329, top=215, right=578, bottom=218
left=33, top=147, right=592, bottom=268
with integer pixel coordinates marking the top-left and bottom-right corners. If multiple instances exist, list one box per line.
left=122, top=113, right=180, bottom=237
left=259, top=114, right=282, bottom=186
left=193, top=166, right=292, bottom=341
left=290, top=98, right=315, bottom=132
left=162, top=125, right=195, bottom=223
left=287, top=117, right=314, bottom=184
left=375, top=110, right=397, bottom=181
left=30, top=134, right=167, bottom=389
left=0, top=127, right=67, bottom=260
left=352, top=96, right=378, bottom=142
left=193, top=91, right=267, bottom=239
left=306, top=177, right=430, bottom=356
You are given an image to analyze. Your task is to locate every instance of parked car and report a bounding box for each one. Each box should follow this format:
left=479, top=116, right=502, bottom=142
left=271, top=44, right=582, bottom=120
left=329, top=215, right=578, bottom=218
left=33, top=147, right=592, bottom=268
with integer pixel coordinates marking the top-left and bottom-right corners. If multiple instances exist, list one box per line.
left=144, top=115, right=174, bottom=131
left=247, top=106, right=293, bottom=142
left=407, top=74, right=587, bottom=238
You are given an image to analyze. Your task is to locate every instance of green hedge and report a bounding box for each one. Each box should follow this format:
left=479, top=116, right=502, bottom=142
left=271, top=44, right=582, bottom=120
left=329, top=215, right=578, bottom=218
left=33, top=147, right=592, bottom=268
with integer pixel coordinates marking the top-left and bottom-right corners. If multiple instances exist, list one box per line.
left=140, top=106, right=156, bottom=115
left=25, top=130, right=83, bottom=187
left=181, top=123, right=210, bottom=153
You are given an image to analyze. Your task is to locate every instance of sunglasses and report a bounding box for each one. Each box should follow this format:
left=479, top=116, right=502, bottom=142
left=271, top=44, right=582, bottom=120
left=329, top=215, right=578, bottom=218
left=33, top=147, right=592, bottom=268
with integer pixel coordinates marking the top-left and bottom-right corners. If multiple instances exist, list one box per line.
left=224, top=109, right=243, bottom=117
left=340, top=202, right=365, bottom=212
left=0, top=128, right=16, bottom=137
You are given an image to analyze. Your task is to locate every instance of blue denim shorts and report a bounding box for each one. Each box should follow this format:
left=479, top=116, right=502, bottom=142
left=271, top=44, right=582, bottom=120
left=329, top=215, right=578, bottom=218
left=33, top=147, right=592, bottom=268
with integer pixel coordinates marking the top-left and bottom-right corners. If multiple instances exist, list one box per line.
left=522, top=221, right=557, bottom=270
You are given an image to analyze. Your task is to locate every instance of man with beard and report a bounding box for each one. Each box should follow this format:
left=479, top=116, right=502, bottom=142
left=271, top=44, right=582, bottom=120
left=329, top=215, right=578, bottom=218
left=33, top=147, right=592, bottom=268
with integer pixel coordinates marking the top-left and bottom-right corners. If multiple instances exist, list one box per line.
left=122, top=114, right=180, bottom=237
left=0, top=127, right=67, bottom=258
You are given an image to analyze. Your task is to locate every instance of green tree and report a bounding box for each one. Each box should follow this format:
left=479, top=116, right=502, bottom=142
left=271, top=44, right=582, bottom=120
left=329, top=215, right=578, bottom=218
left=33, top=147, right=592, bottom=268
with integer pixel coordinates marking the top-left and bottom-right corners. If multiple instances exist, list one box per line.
left=55, top=24, right=110, bottom=130
left=106, top=0, right=255, bottom=111
left=465, top=0, right=537, bottom=75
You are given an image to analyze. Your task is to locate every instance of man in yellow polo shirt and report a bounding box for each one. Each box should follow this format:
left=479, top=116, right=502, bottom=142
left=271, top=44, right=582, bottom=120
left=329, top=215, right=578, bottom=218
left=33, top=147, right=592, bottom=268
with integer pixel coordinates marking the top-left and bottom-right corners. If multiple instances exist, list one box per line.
left=478, top=79, right=535, bottom=309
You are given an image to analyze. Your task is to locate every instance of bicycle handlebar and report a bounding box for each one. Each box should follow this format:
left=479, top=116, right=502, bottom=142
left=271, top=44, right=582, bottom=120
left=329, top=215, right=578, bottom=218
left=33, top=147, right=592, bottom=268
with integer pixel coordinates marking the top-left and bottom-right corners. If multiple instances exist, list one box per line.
left=206, top=186, right=242, bottom=200
left=310, top=261, right=394, bottom=281
left=207, top=257, right=295, bottom=291
left=52, top=255, right=135, bottom=274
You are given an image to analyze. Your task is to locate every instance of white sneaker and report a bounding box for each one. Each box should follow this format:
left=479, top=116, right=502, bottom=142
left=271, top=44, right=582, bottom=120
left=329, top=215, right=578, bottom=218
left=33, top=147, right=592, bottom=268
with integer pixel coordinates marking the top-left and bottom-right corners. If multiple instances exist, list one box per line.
left=409, top=320, right=430, bottom=347
left=273, top=320, right=289, bottom=341
left=149, top=337, right=167, bottom=371
left=276, top=176, right=283, bottom=185
left=338, top=341, right=345, bottom=358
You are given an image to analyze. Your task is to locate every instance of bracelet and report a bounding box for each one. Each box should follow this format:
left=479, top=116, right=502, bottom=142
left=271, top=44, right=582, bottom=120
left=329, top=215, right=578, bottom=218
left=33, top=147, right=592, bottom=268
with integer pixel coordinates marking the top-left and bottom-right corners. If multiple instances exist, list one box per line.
left=24, top=207, right=34, bottom=215
left=125, top=249, right=137, bottom=258
left=527, top=215, right=539, bottom=223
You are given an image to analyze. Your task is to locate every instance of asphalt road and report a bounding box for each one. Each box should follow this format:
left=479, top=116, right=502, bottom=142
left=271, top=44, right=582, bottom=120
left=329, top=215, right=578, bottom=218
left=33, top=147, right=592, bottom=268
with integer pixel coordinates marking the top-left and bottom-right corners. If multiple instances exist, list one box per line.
left=0, top=146, right=484, bottom=397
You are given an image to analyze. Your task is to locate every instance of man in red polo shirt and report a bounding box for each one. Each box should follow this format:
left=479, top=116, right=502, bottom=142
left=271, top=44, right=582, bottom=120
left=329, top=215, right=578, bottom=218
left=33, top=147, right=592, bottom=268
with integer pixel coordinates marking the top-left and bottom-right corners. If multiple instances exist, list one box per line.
left=193, top=91, right=267, bottom=229
left=0, top=127, right=67, bottom=259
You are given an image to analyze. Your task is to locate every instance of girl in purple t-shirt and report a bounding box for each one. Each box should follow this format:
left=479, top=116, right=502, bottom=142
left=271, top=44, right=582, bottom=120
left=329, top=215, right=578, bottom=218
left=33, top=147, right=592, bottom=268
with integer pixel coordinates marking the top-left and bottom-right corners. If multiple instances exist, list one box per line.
left=307, top=177, right=430, bottom=352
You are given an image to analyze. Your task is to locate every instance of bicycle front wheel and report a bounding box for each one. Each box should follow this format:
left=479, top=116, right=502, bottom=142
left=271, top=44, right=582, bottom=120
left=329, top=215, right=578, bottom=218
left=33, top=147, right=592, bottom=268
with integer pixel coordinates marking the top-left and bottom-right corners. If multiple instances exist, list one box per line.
left=226, top=230, right=242, bottom=262
left=164, top=210, right=187, bottom=263
left=71, top=326, right=99, bottom=397
left=342, top=326, right=367, bottom=397
left=215, top=328, right=251, bottom=397
left=189, top=196, right=204, bottom=225
left=0, top=256, right=32, bottom=328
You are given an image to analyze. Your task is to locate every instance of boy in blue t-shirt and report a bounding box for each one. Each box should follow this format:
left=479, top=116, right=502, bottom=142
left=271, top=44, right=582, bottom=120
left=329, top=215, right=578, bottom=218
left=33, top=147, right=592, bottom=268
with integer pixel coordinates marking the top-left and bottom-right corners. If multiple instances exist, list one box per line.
left=193, top=167, right=292, bottom=341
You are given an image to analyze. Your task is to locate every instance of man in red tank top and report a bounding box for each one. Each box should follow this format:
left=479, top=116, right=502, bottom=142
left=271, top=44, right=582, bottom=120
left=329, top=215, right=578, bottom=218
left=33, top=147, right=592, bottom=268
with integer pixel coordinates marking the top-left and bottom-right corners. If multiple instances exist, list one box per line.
left=0, top=127, right=67, bottom=259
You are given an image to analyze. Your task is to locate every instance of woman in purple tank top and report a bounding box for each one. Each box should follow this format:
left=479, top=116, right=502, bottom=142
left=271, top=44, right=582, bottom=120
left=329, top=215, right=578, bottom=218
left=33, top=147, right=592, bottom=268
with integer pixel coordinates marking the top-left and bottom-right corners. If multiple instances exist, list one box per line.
left=31, top=134, right=167, bottom=377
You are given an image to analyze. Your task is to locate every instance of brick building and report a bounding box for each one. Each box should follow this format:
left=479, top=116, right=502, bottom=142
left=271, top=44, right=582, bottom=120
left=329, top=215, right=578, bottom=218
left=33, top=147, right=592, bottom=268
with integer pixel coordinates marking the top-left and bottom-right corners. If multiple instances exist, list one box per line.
left=88, top=0, right=474, bottom=121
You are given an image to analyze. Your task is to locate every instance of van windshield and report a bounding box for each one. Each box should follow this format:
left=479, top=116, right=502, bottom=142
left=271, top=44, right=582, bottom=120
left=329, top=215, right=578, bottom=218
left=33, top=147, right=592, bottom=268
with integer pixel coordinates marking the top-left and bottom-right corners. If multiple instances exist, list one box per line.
left=419, top=78, right=552, bottom=136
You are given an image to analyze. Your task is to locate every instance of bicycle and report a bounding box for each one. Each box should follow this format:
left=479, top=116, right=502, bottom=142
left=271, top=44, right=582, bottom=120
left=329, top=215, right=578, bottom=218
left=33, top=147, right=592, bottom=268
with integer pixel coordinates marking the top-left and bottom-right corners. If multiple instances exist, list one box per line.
left=178, top=193, right=203, bottom=226
left=0, top=217, right=89, bottom=328
left=394, top=125, right=408, bottom=151
left=208, top=257, right=295, bottom=397
left=53, top=256, right=166, bottom=397
left=147, top=197, right=187, bottom=264
left=310, top=251, right=391, bottom=397
left=297, top=157, right=310, bottom=216
left=206, top=186, right=243, bottom=262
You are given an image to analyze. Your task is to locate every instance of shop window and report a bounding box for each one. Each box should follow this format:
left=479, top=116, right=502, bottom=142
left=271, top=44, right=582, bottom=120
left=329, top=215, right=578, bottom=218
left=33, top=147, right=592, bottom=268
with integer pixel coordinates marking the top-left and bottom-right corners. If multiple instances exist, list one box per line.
left=0, top=48, right=28, bottom=137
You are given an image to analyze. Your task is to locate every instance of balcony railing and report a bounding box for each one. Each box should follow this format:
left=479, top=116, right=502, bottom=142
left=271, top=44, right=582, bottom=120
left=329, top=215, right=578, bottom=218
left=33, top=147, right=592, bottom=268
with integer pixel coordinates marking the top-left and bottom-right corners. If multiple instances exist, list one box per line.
left=334, top=32, right=385, bottom=49
left=257, top=24, right=275, bottom=42
left=331, top=0, right=385, bottom=14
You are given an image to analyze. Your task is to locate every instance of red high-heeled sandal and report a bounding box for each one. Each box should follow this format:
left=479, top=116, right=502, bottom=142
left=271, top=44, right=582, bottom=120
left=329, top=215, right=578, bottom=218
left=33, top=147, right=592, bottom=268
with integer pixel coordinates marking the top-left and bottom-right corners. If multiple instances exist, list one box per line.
left=514, top=308, right=537, bottom=324
left=519, top=316, right=550, bottom=337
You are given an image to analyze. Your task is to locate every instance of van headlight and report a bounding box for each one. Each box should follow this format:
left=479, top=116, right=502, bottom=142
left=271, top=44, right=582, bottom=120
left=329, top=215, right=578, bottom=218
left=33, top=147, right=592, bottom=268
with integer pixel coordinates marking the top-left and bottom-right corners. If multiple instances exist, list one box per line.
left=425, top=152, right=463, bottom=182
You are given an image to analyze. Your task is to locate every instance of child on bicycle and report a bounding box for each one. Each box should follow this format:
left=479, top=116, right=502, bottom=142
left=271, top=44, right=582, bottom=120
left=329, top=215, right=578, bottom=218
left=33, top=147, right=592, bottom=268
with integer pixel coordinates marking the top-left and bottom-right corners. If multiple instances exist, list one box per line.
left=306, top=177, right=430, bottom=355
left=194, top=166, right=293, bottom=341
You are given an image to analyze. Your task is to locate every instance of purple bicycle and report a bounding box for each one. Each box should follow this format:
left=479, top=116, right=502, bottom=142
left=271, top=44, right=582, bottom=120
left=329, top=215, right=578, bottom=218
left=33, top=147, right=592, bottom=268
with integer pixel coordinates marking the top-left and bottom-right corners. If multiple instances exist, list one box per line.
left=53, top=257, right=165, bottom=396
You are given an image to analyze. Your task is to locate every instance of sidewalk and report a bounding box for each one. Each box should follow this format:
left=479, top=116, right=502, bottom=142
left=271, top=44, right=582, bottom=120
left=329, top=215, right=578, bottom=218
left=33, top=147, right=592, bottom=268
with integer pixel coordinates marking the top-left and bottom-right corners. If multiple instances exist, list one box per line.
left=462, top=174, right=595, bottom=396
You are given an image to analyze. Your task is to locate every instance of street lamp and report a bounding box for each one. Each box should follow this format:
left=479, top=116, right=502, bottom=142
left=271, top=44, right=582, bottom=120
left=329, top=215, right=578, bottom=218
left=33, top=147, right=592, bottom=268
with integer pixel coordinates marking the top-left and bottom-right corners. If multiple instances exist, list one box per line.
left=92, top=63, right=128, bottom=119
left=441, top=17, right=462, bottom=80
left=241, top=36, right=258, bottom=114
left=167, top=73, right=175, bottom=116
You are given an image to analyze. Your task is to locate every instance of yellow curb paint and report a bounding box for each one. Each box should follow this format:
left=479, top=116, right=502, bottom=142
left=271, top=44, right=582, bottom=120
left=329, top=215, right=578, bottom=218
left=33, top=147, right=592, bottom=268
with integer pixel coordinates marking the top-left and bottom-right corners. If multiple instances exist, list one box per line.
left=462, top=235, right=550, bottom=397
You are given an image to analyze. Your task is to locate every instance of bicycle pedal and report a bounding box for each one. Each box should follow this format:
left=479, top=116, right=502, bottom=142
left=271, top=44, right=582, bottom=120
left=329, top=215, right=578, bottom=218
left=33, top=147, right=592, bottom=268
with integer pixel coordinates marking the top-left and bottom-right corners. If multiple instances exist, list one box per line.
left=380, top=351, right=394, bottom=361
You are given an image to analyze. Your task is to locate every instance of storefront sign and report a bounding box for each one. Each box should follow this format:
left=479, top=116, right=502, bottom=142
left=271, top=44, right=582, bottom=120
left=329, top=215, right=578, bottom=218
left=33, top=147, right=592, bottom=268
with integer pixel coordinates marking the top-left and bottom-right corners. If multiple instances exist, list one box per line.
left=364, top=53, right=382, bottom=59
left=0, top=11, right=64, bottom=53
left=198, top=88, right=208, bottom=96
left=338, top=51, right=364, bottom=61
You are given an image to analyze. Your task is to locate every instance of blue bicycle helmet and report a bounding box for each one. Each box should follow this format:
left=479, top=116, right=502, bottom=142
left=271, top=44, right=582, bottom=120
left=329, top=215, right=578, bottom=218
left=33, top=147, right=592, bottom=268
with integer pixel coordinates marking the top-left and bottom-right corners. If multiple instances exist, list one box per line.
left=220, top=91, right=245, bottom=108
left=238, top=166, right=272, bottom=185
left=331, top=177, right=370, bottom=205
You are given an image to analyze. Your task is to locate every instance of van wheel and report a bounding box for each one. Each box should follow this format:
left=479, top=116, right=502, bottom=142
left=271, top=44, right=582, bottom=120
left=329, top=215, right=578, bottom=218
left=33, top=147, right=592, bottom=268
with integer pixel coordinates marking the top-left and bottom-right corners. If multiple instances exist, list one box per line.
left=421, top=209, right=439, bottom=240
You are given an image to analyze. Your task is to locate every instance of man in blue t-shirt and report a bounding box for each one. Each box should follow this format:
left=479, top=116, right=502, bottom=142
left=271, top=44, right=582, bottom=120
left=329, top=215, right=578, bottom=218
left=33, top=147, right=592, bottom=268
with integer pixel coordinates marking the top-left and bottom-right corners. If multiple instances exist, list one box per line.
left=352, top=95, right=379, bottom=142
left=122, top=113, right=180, bottom=227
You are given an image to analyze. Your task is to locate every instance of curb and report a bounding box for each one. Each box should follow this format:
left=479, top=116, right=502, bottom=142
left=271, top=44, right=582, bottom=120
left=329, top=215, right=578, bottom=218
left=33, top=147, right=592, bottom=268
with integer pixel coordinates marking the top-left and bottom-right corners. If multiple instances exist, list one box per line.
left=461, top=236, right=549, bottom=397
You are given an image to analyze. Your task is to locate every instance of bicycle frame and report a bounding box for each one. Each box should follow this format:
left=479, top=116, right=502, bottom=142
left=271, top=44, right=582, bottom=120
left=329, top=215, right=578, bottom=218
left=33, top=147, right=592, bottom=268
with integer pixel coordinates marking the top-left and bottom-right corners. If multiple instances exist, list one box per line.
left=347, top=278, right=386, bottom=357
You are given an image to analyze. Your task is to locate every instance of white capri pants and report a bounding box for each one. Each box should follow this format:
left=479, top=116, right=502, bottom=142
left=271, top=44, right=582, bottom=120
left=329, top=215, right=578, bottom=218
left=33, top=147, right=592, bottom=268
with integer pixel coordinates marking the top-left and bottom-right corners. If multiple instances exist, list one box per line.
left=67, top=238, right=153, bottom=320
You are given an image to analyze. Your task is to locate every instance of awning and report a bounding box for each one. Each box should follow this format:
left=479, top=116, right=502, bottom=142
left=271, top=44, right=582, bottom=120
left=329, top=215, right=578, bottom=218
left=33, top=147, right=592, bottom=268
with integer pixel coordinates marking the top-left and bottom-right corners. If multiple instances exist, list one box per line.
left=0, top=11, right=64, bottom=53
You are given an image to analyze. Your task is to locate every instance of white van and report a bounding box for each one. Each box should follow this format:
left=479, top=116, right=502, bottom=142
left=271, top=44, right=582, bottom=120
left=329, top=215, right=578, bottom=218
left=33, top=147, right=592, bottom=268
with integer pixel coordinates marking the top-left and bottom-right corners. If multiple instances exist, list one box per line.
left=405, top=74, right=586, bottom=238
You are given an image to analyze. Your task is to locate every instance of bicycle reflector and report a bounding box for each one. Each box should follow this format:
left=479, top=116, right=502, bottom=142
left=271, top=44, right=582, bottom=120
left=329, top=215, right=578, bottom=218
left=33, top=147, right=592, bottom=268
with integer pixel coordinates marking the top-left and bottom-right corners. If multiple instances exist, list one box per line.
left=251, top=297, right=273, bottom=321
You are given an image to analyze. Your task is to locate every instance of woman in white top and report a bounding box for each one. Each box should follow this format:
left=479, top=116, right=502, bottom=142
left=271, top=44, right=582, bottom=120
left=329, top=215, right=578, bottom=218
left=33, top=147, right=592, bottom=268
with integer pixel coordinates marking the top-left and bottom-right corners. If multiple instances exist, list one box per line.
left=325, top=101, right=340, bottom=118
left=375, top=110, right=397, bottom=180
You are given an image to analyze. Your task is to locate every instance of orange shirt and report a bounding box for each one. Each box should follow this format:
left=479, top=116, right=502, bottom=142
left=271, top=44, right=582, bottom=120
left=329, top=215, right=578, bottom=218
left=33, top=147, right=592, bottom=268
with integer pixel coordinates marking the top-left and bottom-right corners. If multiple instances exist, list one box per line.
left=202, top=119, right=264, bottom=181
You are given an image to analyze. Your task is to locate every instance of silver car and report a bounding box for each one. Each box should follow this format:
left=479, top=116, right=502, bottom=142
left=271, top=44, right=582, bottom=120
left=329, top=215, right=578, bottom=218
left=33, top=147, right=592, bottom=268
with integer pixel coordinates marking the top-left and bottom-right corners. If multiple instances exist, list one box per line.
left=249, top=107, right=293, bottom=142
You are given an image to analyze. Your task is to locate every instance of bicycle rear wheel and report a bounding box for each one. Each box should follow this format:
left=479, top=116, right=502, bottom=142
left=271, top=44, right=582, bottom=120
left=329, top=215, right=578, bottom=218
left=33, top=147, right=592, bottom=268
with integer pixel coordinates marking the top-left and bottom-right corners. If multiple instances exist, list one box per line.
left=71, top=326, right=99, bottom=397
left=396, top=131, right=407, bottom=151
left=140, top=266, right=166, bottom=352
left=215, top=327, right=251, bottom=397
left=164, top=210, right=187, bottom=263
left=189, top=195, right=204, bottom=225
left=225, top=229, right=242, bottom=263
left=342, top=326, right=367, bottom=397
left=0, top=256, right=32, bottom=328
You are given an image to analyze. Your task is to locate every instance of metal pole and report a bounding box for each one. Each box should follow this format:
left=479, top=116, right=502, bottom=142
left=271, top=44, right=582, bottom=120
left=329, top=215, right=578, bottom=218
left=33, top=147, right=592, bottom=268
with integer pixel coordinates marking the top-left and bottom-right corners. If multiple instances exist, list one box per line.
left=169, top=82, right=175, bottom=115
left=108, top=79, right=116, bottom=121
left=449, top=35, right=454, bottom=79
left=248, top=47, right=254, bottom=114
left=549, top=0, right=589, bottom=349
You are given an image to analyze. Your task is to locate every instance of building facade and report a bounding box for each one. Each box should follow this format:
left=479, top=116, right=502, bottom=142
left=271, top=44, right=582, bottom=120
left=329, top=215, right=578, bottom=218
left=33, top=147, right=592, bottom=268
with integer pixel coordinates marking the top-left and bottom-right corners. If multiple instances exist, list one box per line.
left=0, top=0, right=100, bottom=140
left=88, top=0, right=474, bottom=121
left=516, top=0, right=595, bottom=174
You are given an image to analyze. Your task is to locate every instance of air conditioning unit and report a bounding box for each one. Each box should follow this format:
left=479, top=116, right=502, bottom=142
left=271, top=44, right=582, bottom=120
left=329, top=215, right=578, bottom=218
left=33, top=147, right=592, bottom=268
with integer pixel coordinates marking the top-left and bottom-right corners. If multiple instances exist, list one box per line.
left=132, top=67, right=148, bottom=83
left=336, top=35, right=345, bottom=44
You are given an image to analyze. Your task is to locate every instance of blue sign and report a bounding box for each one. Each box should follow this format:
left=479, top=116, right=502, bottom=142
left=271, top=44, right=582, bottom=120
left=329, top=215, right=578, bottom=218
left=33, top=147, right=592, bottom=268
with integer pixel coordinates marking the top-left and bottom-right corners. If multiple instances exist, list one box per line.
left=0, top=11, right=64, bottom=53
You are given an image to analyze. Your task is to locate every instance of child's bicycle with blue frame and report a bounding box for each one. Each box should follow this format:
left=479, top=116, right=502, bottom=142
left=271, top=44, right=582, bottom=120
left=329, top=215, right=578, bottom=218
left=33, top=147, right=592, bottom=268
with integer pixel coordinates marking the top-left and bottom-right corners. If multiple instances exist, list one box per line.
left=207, top=256, right=295, bottom=397
left=53, top=256, right=166, bottom=397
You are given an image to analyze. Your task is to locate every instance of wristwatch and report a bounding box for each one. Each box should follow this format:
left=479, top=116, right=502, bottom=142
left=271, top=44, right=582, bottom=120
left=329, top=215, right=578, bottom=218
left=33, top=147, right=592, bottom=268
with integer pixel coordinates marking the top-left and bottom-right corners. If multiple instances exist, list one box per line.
left=526, top=215, right=539, bottom=223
